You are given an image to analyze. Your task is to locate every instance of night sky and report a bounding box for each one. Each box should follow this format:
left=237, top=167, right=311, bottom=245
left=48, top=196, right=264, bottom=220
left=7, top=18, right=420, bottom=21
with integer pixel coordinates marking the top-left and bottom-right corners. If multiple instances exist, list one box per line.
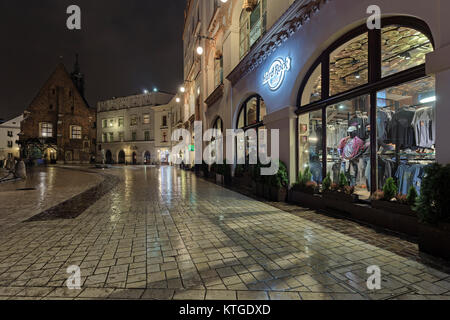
left=0, top=0, right=186, bottom=121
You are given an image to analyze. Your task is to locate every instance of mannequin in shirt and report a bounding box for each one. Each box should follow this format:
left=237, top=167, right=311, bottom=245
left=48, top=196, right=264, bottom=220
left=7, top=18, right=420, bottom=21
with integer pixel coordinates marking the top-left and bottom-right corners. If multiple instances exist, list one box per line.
left=338, top=126, right=364, bottom=186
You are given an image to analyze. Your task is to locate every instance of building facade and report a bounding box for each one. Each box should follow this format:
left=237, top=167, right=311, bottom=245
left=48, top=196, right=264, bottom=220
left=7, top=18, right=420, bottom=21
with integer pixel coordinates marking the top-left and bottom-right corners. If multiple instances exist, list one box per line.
left=0, top=115, right=23, bottom=161
left=183, top=0, right=450, bottom=201
left=96, top=92, right=176, bottom=165
left=19, top=59, right=97, bottom=164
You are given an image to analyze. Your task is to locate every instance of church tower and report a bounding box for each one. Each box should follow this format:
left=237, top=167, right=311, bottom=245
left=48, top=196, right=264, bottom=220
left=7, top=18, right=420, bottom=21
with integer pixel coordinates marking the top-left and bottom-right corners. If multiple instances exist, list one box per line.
left=70, top=54, right=85, bottom=98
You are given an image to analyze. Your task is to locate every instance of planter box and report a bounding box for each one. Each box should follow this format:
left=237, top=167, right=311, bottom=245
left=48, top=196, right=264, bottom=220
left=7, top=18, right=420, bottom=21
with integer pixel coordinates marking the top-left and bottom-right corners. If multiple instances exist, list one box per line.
left=263, top=184, right=271, bottom=200
left=270, top=186, right=287, bottom=202
left=234, top=175, right=252, bottom=188
left=216, top=174, right=224, bottom=185
left=419, top=222, right=450, bottom=260
left=372, top=200, right=416, bottom=217
left=322, top=191, right=359, bottom=203
left=289, top=190, right=324, bottom=210
left=256, top=182, right=264, bottom=197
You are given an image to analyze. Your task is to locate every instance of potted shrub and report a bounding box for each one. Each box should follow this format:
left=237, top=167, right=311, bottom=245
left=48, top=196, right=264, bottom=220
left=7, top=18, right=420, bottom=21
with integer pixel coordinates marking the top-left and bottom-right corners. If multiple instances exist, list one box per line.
left=269, top=161, right=289, bottom=202
left=322, top=172, right=358, bottom=203
left=415, top=164, right=450, bottom=260
left=371, top=178, right=416, bottom=216
left=289, top=167, right=321, bottom=208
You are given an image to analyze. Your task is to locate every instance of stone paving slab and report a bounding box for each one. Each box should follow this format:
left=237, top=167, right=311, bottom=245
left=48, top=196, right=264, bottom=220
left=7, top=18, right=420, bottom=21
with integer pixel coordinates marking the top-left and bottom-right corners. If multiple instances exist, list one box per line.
left=0, top=166, right=449, bottom=300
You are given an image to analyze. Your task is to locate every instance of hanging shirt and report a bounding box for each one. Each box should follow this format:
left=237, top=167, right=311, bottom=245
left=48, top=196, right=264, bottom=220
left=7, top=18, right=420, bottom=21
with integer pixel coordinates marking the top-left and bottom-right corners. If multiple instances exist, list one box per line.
left=338, top=136, right=364, bottom=160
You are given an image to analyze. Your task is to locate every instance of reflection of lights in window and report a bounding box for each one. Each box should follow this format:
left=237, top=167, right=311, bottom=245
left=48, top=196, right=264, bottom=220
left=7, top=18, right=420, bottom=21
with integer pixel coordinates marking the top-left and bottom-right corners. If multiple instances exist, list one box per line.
left=355, top=72, right=361, bottom=79
left=309, top=137, right=318, bottom=143
left=420, top=96, right=436, bottom=104
left=339, top=105, right=345, bottom=110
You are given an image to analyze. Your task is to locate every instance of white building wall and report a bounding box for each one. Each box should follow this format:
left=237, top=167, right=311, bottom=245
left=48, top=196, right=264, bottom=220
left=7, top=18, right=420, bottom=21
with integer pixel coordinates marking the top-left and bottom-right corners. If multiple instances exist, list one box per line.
left=0, top=115, right=23, bottom=161
left=96, top=92, right=174, bottom=164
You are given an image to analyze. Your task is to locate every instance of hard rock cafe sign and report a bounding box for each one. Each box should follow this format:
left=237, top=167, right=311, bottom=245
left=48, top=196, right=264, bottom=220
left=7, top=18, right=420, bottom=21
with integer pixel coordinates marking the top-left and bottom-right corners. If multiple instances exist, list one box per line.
left=263, top=57, right=291, bottom=91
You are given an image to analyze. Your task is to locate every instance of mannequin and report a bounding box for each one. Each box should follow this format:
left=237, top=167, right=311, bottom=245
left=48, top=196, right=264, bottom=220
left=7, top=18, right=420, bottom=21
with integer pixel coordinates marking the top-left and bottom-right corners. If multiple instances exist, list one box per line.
left=338, top=126, right=364, bottom=186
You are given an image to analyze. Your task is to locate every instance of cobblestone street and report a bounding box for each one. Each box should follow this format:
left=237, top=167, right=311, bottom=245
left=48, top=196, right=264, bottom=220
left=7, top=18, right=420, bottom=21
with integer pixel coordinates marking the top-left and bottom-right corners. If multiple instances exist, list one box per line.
left=0, top=166, right=449, bottom=300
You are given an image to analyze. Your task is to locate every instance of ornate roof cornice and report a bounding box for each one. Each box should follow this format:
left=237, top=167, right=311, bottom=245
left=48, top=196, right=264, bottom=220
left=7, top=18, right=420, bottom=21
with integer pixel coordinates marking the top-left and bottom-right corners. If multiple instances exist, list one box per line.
left=226, top=0, right=330, bottom=85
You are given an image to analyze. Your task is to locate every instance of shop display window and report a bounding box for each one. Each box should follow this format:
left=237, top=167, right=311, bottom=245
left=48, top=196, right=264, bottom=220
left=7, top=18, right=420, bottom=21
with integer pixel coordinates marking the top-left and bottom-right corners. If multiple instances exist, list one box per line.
left=330, top=33, right=368, bottom=96
left=376, top=76, right=435, bottom=195
left=298, top=110, right=323, bottom=184
left=298, top=18, right=434, bottom=201
left=382, top=26, right=433, bottom=78
left=301, top=64, right=322, bottom=106
left=326, top=95, right=370, bottom=199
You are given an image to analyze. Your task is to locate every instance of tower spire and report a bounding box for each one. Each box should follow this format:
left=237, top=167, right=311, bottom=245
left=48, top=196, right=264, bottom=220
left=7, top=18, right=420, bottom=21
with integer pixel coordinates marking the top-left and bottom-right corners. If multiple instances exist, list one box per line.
left=71, top=53, right=85, bottom=98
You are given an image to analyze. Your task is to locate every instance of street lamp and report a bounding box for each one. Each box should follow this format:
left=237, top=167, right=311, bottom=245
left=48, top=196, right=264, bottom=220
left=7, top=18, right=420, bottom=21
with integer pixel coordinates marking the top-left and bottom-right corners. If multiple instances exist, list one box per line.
left=176, top=97, right=181, bottom=103
left=180, top=86, right=186, bottom=93
left=196, top=46, right=204, bottom=56
left=195, top=35, right=215, bottom=56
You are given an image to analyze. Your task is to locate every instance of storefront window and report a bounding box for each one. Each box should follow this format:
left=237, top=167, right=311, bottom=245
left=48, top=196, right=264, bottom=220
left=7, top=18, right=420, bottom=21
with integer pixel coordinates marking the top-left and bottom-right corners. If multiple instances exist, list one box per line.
left=326, top=95, right=370, bottom=199
left=330, top=33, right=368, bottom=96
left=298, top=18, right=434, bottom=201
left=237, top=95, right=266, bottom=162
left=382, top=26, right=433, bottom=78
left=246, top=98, right=258, bottom=126
left=301, top=64, right=322, bottom=106
left=376, top=76, right=435, bottom=195
left=298, top=110, right=323, bottom=184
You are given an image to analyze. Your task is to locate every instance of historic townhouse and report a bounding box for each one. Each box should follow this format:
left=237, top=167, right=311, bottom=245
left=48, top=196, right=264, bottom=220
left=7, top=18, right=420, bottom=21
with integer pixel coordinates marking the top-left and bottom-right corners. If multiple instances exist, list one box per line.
left=19, top=57, right=97, bottom=164
left=182, top=0, right=450, bottom=203
left=96, top=92, right=177, bottom=165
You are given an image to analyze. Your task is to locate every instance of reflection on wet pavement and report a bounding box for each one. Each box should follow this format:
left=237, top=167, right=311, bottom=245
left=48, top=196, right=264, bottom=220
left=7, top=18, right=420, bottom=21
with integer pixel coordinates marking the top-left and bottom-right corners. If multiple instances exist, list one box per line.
left=0, top=166, right=449, bottom=300
left=0, top=167, right=103, bottom=231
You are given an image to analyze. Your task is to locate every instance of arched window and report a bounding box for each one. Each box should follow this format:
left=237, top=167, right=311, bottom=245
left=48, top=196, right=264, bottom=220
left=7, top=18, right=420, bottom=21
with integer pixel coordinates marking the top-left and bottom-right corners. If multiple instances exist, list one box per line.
left=237, top=95, right=266, bottom=130
left=236, top=95, right=267, bottom=161
left=239, top=0, right=267, bottom=59
left=298, top=17, right=435, bottom=201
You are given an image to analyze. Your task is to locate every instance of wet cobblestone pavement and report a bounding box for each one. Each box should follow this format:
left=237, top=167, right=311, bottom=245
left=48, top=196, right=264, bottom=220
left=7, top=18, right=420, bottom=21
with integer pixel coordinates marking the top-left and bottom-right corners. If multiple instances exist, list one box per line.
left=0, top=166, right=449, bottom=300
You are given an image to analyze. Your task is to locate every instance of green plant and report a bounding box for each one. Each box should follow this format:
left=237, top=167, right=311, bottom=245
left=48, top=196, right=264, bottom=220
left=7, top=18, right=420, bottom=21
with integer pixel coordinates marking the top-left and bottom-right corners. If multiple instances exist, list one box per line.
left=297, top=170, right=303, bottom=186
left=407, top=186, right=418, bottom=206
left=270, top=161, right=289, bottom=188
left=302, top=167, right=313, bottom=185
left=383, top=178, right=398, bottom=201
left=415, top=164, right=450, bottom=224
left=322, top=173, right=332, bottom=192
left=338, top=172, right=349, bottom=188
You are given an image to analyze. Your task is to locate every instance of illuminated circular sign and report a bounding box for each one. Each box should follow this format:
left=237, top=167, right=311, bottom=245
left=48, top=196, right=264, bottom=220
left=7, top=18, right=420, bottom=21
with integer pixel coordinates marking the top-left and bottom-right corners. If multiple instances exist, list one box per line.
left=263, top=57, right=291, bottom=91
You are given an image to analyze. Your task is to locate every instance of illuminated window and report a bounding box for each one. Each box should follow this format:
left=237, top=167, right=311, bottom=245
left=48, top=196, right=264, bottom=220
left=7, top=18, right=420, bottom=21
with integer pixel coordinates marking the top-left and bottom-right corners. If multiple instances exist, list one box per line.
left=70, top=126, right=82, bottom=140
left=143, top=114, right=151, bottom=124
left=40, top=123, right=53, bottom=138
